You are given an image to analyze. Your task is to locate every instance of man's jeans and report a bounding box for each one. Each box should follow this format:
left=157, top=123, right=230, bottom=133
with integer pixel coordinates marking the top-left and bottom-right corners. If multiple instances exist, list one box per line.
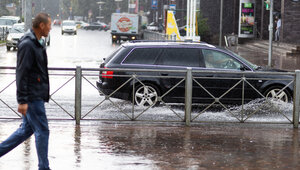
left=0, top=100, right=50, bottom=170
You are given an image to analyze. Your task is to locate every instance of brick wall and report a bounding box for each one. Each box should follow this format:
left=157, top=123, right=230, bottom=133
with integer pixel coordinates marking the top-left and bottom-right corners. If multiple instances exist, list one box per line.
left=282, top=0, right=300, bottom=44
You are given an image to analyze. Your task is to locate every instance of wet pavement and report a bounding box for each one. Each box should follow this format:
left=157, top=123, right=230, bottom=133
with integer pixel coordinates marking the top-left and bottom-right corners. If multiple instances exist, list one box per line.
left=0, top=120, right=299, bottom=170
left=229, top=42, right=300, bottom=71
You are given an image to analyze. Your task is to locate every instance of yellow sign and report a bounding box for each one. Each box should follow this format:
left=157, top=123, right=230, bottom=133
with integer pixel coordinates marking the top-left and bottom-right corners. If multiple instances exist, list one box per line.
left=166, top=11, right=182, bottom=40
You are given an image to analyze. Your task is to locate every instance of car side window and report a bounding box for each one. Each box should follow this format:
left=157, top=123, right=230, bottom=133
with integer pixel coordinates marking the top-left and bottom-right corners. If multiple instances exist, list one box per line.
left=157, top=48, right=203, bottom=67
left=122, top=48, right=161, bottom=65
left=202, top=49, right=242, bottom=70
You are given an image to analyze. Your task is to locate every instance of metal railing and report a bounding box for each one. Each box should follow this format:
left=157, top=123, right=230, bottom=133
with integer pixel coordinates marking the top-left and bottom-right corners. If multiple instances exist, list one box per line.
left=0, top=27, right=8, bottom=41
left=143, top=30, right=177, bottom=41
left=0, top=66, right=299, bottom=128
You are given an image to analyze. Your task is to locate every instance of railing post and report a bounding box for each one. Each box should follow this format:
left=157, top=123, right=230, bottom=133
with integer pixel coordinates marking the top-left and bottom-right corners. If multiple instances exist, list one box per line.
left=75, top=66, right=82, bottom=125
left=185, top=68, right=192, bottom=126
left=293, top=70, right=300, bottom=128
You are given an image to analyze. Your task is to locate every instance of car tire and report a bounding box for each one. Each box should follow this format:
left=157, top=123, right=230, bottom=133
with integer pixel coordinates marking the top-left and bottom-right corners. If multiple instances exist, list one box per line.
left=6, top=46, right=10, bottom=51
left=264, top=86, right=292, bottom=103
left=134, top=83, right=160, bottom=107
left=74, top=31, right=77, bottom=35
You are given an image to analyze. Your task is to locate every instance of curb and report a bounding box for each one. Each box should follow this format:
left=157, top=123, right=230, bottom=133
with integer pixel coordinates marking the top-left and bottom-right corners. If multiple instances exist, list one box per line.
left=0, top=43, right=6, bottom=46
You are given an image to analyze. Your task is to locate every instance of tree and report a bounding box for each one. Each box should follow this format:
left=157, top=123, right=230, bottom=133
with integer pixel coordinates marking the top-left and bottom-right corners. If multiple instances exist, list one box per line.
left=0, top=0, right=10, bottom=16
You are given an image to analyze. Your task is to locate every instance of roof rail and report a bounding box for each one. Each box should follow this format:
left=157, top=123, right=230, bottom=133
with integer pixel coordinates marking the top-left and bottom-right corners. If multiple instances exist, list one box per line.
left=129, top=40, right=207, bottom=44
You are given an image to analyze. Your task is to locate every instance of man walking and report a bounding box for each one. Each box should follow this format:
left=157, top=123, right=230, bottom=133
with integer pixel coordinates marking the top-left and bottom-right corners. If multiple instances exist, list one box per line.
left=0, top=13, right=51, bottom=170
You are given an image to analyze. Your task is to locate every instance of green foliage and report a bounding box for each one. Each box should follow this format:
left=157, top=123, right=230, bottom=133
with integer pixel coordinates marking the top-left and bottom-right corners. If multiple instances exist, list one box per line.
left=196, top=12, right=211, bottom=42
left=0, top=0, right=9, bottom=16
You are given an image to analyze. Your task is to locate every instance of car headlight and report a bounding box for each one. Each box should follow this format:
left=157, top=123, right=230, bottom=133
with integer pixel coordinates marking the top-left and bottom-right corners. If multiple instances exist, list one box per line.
left=7, top=35, right=12, bottom=41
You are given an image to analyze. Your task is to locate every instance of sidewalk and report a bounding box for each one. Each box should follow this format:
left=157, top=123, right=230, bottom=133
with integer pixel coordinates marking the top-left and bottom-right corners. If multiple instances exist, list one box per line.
left=0, top=120, right=299, bottom=170
left=228, top=40, right=300, bottom=71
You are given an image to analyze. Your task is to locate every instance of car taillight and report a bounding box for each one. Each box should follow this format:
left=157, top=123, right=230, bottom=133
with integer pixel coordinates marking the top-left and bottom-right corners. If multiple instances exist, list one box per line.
left=101, top=67, right=113, bottom=79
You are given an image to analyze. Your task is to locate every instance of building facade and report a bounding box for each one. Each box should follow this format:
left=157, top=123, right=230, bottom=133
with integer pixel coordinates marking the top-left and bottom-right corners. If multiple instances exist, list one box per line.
left=152, top=0, right=299, bottom=44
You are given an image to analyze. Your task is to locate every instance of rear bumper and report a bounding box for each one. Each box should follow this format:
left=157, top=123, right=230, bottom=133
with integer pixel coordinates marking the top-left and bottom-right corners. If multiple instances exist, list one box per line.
left=96, top=80, right=130, bottom=100
left=111, top=33, right=139, bottom=40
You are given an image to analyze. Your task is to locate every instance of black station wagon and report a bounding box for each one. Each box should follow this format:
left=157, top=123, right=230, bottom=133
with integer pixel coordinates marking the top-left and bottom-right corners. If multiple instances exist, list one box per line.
left=96, top=41, right=294, bottom=107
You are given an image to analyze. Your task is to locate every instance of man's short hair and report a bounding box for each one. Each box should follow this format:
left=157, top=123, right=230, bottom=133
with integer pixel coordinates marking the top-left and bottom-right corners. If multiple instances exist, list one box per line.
left=32, top=13, right=50, bottom=29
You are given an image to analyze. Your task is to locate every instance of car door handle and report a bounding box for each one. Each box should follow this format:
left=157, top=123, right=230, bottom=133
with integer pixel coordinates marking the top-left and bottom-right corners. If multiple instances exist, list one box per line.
left=161, top=73, right=169, bottom=76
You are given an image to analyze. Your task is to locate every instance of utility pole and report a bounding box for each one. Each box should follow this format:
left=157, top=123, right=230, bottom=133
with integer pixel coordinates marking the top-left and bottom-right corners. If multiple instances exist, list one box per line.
left=219, top=0, right=224, bottom=46
left=24, top=0, right=32, bottom=31
left=186, top=0, right=197, bottom=40
left=268, top=0, right=273, bottom=67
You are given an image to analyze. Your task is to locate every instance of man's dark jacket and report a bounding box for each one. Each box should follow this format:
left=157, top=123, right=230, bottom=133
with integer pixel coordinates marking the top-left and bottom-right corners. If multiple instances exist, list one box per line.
left=16, top=29, right=49, bottom=104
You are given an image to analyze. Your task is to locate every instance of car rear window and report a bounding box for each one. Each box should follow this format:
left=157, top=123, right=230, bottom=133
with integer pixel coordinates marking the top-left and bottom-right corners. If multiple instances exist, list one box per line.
left=157, top=48, right=202, bottom=67
left=122, top=48, right=161, bottom=65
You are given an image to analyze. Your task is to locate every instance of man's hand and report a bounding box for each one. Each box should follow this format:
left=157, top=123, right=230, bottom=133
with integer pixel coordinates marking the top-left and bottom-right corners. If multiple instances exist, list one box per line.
left=18, top=104, right=28, bottom=116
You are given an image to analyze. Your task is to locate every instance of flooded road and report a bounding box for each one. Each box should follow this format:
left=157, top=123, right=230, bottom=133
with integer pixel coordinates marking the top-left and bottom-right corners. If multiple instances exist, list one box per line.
left=0, top=120, right=299, bottom=170
left=0, top=26, right=299, bottom=169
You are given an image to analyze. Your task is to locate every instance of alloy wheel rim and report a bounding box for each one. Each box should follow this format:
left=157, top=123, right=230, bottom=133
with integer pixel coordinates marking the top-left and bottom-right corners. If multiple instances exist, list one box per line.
left=135, top=85, right=158, bottom=107
left=266, top=89, right=288, bottom=103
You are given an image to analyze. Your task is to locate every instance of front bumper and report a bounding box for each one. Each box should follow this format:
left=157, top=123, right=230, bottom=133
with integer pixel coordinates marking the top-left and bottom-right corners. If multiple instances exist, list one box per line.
left=6, top=40, right=18, bottom=47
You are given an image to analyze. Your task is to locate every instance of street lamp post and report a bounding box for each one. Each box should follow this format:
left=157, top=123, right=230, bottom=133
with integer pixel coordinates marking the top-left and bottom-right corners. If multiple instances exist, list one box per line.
left=268, top=0, right=273, bottom=67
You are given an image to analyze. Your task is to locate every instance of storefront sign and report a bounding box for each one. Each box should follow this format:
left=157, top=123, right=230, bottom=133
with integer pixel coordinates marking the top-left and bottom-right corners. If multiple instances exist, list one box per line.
left=238, top=0, right=255, bottom=38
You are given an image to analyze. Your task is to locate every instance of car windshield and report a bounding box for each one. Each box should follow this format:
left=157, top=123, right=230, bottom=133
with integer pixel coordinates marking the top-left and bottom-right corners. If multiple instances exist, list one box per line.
left=226, top=50, right=259, bottom=70
left=63, top=22, right=75, bottom=26
left=10, top=27, right=25, bottom=33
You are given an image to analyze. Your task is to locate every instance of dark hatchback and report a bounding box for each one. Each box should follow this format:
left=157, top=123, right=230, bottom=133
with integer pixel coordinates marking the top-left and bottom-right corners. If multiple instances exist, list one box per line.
left=96, top=41, right=294, bottom=106
left=84, top=22, right=109, bottom=31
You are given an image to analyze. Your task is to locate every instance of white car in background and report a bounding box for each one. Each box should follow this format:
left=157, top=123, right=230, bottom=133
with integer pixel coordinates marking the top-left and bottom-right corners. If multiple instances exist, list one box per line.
left=6, top=24, right=25, bottom=51
left=61, top=20, right=77, bottom=35
left=0, top=18, right=15, bottom=30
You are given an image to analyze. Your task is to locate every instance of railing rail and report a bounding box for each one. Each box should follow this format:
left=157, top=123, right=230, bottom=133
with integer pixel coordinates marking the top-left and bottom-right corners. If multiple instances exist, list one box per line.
left=0, top=66, right=299, bottom=128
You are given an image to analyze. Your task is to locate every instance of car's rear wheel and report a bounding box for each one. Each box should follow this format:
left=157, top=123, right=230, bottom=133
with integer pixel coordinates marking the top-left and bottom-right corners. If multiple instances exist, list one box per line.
left=6, top=46, right=10, bottom=51
left=134, top=84, right=160, bottom=107
left=264, top=86, right=291, bottom=103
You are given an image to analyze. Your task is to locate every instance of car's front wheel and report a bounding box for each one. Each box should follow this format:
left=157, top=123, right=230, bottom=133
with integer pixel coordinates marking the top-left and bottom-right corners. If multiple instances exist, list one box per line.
left=264, top=86, right=291, bottom=103
left=134, top=84, right=160, bottom=107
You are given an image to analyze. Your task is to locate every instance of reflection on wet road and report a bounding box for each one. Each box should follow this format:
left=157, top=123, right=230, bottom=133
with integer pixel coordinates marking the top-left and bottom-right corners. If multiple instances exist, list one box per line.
left=0, top=121, right=299, bottom=169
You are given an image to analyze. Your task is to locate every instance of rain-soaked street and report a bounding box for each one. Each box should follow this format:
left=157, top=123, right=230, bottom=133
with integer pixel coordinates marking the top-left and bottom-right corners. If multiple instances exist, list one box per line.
left=0, top=26, right=300, bottom=169
left=0, top=121, right=300, bottom=169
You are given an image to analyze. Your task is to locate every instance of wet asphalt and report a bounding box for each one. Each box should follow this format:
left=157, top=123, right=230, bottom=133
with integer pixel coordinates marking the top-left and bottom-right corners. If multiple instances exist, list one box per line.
left=0, top=120, right=299, bottom=170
